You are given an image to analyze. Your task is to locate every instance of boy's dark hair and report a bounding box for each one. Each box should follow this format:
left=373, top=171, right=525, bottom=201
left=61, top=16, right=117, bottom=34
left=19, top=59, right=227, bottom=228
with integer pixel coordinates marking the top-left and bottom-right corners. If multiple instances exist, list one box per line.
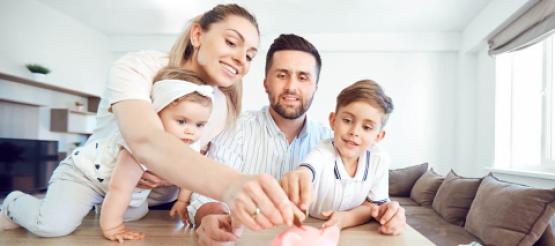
left=265, top=34, right=322, bottom=82
left=336, top=80, right=394, bottom=126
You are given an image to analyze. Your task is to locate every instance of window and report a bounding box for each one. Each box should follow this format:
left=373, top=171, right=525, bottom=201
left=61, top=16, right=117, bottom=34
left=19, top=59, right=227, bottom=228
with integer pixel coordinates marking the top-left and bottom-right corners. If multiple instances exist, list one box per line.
left=494, top=34, right=555, bottom=173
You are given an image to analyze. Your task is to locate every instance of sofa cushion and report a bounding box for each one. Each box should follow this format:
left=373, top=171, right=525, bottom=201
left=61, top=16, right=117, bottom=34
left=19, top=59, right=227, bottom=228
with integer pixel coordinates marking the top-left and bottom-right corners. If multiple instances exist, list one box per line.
left=432, top=170, right=481, bottom=226
left=410, top=168, right=444, bottom=207
left=405, top=206, right=479, bottom=246
left=390, top=196, right=419, bottom=207
left=465, top=174, right=555, bottom=246
left=389, top=162, right=428, bottom=197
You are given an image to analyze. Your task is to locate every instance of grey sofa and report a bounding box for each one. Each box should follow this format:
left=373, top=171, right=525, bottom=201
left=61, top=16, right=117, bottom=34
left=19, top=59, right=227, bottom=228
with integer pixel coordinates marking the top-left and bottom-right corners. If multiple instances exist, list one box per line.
left=389, top=163, right=555, bottom=246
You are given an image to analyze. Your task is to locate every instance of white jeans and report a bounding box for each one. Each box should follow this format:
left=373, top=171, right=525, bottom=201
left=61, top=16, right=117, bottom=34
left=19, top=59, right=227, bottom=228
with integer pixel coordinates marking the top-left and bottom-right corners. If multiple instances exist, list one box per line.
left=5, top=160, right=177, bottom=237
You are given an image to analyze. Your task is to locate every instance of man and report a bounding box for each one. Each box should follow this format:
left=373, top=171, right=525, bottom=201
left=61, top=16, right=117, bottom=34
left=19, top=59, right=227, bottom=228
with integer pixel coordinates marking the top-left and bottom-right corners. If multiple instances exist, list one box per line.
left=190, top=34, right=405, bottom=245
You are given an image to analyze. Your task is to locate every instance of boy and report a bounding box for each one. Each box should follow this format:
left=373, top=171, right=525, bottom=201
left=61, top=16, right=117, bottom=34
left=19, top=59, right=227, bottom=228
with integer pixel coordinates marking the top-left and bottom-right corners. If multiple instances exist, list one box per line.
left=281, top=79, right=402, bottom=232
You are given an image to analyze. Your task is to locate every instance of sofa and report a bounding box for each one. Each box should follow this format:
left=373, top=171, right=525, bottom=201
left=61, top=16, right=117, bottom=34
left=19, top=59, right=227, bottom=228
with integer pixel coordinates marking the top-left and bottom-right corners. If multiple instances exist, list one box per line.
left=388, top=163, right=555, bottom=246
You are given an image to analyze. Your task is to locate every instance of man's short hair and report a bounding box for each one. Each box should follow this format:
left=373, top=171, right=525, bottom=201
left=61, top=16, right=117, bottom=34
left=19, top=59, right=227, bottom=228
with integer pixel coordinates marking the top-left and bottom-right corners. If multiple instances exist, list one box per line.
left=265, top=34, right=322, bottom=82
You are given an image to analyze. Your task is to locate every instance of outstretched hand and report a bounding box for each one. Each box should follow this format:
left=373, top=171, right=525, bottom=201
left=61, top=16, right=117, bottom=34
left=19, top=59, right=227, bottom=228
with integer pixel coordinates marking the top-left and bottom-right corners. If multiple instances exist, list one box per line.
left=223, top=174, right=305, bottom=231
left=102, top=224, right=145, bottom=243
left=280, top=167, right=312, bottom=212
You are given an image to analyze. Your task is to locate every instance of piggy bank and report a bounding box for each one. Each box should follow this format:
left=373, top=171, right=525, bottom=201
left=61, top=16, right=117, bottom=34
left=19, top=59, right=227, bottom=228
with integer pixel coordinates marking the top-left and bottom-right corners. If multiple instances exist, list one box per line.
left=271, top=225, right=340, bottom=246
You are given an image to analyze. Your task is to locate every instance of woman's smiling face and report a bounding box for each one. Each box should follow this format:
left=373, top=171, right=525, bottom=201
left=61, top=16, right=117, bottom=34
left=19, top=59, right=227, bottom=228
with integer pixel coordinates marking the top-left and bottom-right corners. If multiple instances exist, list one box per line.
left=191, top=15, right=259, bottom=88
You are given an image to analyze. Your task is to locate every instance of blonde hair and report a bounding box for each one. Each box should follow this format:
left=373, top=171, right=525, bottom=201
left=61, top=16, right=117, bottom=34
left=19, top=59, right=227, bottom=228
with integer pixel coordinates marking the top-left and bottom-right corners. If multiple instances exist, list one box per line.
left=168, top=4, right=259, bottom=125
left=153, top=67, right=212, bottom=109
left=336, top=80, right=394, bottom=126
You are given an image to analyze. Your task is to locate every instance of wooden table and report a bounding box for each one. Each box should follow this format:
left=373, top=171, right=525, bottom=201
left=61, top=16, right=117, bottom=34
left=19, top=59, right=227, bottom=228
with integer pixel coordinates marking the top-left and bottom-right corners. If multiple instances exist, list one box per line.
left=0, top=211, right=434, bottom=245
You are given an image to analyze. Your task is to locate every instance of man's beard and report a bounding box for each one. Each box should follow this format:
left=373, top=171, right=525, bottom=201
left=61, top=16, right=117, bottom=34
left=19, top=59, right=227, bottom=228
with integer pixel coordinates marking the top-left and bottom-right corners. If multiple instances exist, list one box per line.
left=269, top=91, right=313, bottom=120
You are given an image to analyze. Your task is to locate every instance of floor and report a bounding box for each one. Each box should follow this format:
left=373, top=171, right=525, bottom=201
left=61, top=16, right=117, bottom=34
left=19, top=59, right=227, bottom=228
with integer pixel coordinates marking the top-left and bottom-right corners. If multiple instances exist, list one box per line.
left=0, top=210, right=435, bottom=246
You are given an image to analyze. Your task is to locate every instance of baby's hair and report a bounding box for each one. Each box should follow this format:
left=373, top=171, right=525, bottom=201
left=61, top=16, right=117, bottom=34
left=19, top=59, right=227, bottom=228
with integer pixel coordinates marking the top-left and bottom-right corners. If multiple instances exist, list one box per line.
left=153, top=66, right=213, bottom=108
left=336, top=80, right=394, bottom=127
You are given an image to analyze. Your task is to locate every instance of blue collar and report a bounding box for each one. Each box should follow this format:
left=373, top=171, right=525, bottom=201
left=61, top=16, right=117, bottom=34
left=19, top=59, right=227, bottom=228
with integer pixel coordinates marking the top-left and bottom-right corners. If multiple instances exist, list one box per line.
left=333, top=142, right=371, bottom=181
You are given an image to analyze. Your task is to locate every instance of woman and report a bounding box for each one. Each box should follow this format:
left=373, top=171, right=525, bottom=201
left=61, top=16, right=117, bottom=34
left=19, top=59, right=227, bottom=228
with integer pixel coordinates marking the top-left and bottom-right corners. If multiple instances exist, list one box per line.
left=108, top=3, right=299, bottom=231
left=1, top=3, right=298, bottom=238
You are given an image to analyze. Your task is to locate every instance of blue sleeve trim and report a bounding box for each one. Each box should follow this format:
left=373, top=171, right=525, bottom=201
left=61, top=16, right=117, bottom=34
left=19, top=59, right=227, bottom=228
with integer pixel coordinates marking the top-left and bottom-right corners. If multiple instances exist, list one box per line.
left=368, top=198, right=390, bottom=206
left=299, top=163, right=316, bottom=182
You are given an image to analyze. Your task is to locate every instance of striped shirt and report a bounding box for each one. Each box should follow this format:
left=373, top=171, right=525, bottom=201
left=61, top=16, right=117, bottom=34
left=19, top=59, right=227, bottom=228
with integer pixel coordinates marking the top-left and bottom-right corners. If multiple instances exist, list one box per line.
left=188, top=106, right=331, bottom=223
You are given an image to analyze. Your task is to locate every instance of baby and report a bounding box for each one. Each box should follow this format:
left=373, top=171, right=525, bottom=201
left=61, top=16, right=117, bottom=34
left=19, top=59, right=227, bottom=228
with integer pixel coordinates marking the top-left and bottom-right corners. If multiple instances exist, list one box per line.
left=100, top=67, right=213, bottom=241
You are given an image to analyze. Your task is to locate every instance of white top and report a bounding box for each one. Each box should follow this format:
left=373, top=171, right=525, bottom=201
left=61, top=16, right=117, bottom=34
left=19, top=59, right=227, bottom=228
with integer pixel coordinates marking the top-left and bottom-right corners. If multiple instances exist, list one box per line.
left=188, top=106, right=332, bottom=224
left=300, top=139, right=390, bottom=219
left=67, top=50, right=228, bottom=205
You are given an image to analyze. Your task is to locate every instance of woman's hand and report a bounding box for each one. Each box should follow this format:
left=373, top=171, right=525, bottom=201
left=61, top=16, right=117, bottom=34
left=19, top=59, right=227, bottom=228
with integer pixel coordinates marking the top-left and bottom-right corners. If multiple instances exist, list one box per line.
left=222, top=174, right=305, bottom=230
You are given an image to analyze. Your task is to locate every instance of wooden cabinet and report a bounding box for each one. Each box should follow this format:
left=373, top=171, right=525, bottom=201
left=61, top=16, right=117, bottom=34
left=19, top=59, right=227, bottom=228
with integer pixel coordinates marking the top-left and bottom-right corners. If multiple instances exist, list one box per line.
left=50, top=109, right=96, bottom=134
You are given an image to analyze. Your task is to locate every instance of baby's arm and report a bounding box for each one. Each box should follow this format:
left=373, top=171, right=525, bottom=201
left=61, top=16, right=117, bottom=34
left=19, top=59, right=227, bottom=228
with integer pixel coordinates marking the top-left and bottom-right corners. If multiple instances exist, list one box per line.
left=321, top=201, right=378, bottom=229
left=100, top=149, right=145, bottom=242
left=169, top=189, right=193, bottom=224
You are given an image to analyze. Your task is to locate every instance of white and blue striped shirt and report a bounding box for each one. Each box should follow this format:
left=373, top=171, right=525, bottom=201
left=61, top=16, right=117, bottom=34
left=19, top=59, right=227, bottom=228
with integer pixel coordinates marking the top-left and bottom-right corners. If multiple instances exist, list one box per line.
left=188, top=106, right=331, bottom=223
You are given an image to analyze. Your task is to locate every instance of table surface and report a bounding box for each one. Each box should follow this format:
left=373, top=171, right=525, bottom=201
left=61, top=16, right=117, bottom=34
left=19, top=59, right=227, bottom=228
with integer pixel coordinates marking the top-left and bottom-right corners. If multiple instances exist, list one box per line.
left=0, top=210, right=435, bottom=245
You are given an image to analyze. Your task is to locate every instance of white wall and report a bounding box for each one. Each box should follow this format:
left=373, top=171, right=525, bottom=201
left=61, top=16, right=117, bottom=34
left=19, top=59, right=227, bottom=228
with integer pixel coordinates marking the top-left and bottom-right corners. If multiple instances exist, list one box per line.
left=0, top=0, right=107, bottom=152
left=110, top=32, right=461, bottom=171
left=454, top=0, right=554, bottom=189
left=0, top=0, right=112, bottom=96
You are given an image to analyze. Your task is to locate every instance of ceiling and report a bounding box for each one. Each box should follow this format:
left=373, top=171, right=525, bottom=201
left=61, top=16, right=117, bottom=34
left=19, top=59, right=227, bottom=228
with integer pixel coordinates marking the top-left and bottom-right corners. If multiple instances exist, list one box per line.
left=37, top=0, right=493, bottom=35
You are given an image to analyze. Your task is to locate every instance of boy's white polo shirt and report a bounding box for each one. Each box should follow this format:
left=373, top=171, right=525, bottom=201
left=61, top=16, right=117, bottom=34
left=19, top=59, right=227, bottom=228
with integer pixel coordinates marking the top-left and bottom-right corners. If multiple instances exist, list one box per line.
left=300, top=139, right=390, bottom=219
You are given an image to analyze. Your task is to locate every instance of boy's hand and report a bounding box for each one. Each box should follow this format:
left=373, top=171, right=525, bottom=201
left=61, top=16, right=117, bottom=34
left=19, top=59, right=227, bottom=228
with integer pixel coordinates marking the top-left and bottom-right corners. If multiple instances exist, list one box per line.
left=321, top=210, right=346, bottom=229
left=280, top=168, right=312, bottom=211
left=371, top=201, right=406, bottom=235
left=169, top=200, right=191, bottom=225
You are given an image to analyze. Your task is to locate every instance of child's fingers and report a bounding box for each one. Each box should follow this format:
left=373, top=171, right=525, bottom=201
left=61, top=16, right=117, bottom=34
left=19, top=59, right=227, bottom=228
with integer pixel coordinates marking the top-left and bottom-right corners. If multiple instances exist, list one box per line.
left=121, top=231, right=145, bottom=240
left=320, top=210, right=333, bottom=218
left=299, top=173, right=311, bottom=211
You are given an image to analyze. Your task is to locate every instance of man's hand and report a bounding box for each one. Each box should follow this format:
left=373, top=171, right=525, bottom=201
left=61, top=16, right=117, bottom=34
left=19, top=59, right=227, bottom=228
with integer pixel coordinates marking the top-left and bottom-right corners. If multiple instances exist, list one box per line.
left=169, top=200, right=191, bottom=225
left=371, top=201, right=406, bottom=235
left=196, top=214, right=241, bottom=246
left=280, top=167, right=312, bottom=211
left=137, top=170, right=172, bottom=189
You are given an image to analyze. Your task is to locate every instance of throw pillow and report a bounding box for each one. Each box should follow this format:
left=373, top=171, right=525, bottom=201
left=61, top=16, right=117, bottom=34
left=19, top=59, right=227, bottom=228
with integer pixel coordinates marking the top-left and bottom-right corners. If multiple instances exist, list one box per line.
left=410, top=168, right=444, bottom=206
left=465, top=174, right=555, bottom=246
left=432, top=170, right=482, bottom=226
left=389, top=162, right=429, bottom=196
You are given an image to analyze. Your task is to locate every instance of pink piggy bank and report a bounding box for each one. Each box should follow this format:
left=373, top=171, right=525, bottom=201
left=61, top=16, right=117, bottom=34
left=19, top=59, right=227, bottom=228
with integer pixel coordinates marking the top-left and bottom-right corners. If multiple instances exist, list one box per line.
left=271, top=225, right=340, bottom=246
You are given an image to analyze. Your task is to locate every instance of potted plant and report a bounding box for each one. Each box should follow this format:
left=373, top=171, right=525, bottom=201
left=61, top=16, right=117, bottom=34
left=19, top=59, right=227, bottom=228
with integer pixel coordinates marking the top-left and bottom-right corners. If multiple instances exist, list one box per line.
left=75, top=101, right=84, bottom=112
left=25, top=63, right=50, bottom=81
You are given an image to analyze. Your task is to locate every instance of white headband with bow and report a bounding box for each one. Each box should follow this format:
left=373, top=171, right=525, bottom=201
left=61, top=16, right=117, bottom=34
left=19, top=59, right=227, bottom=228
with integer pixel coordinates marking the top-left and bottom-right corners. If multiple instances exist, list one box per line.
left=151, top=79, right=214, bottom=112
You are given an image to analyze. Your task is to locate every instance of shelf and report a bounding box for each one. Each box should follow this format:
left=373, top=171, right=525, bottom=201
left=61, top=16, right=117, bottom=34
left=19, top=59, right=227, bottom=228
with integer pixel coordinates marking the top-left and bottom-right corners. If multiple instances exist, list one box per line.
left=0, top=71, right=99, bottom=98
left=50, top=108, right=96, bottom=135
